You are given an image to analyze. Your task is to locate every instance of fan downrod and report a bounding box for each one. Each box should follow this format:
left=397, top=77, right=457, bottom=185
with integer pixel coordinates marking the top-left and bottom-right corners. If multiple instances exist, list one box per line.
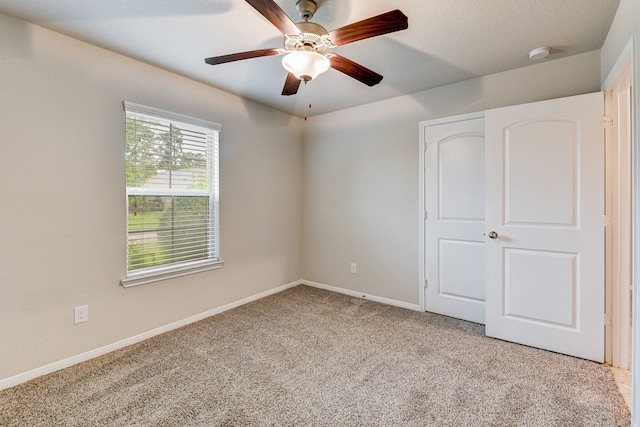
left=296, top=0, right=317, bottom=21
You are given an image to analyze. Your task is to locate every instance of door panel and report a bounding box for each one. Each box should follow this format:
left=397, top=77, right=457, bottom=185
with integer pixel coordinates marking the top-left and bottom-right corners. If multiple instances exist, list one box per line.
left=425, top=117, right=485, bottom=324
left=485, top=92, right=604, bottom=362
left=439, top=240, right=485, bottom=301
left=504, top=248, right=577, bottom=327
left=505, top=120, right=577, bottom=225
left=439, top=136, right=485, bottom=221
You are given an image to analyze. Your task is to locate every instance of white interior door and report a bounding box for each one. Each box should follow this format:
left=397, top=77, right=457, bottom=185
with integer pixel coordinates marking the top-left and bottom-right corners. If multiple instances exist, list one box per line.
left=485, top=92, right=604, bottom=362
left=424, top=116, right=485, bottom=324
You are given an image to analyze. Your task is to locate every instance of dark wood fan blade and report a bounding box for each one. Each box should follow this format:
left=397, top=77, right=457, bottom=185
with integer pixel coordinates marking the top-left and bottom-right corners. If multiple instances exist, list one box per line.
left=282, top=72, right=301, bottom=96
left=245, top=0, right=301, bottom=36
left=329, top=54, right=383, bottom=87
left=326, top=10, right=408, bottom=46
left=204, top=48, right=283, bottom=65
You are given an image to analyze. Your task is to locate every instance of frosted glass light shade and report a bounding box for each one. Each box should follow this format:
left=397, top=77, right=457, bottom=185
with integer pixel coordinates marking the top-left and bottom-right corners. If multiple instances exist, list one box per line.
left=282, top=51, right=330, bottom=81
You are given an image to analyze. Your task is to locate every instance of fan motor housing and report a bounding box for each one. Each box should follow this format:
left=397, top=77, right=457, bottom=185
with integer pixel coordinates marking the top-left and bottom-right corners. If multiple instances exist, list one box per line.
left=285, top=21, right=329, bottom=52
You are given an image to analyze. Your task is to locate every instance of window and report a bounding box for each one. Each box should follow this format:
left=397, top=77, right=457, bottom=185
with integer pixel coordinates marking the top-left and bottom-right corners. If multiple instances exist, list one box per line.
left=121, top=102, right=222, bottom=287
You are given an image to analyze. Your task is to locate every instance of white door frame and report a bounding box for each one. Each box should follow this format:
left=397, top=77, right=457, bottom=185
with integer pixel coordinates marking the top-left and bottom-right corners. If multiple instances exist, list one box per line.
left=419, top=112, right=485, bottom=312
left=603, top=40, right=634, bottom=369
left=602, top=35, right=637, bottom=423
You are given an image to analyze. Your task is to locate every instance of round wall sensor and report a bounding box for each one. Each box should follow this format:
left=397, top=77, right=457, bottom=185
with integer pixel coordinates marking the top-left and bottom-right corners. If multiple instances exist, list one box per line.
left=528, top=47, right=551, bottom=60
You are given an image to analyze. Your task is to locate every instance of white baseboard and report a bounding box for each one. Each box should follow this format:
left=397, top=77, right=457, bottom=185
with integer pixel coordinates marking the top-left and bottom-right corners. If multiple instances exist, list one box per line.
left=0, top=280, right=301, bottom=391
left=301, top=280, right=422, bottom=312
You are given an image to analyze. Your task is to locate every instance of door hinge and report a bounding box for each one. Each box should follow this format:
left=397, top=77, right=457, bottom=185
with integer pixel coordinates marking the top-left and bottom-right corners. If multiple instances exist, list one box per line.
left=604, top=215, right=611, bottom=228
left=424, top=279, right=428, bottom=289
left=604, top=313, right=611, bottom=327
left=424, top=211, right=428, bottom=221
left=603, top=115, right=613, bottom=129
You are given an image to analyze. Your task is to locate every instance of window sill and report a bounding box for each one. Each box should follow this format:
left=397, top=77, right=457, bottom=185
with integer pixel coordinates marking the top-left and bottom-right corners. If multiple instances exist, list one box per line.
left=120, top=259, right=224, bottom=288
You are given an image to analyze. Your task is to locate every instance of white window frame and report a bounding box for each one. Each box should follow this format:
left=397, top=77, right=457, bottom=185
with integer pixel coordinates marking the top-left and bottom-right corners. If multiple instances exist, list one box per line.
left=121, top=101, right=223, bottom=288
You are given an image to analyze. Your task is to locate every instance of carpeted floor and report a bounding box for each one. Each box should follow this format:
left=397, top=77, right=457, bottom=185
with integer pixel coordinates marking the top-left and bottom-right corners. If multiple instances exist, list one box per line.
left=0, top=285, right=631, bottom=426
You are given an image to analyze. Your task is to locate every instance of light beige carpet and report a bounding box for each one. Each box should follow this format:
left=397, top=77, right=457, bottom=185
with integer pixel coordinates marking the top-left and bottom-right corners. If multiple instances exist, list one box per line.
left=0, top=285, right=631, bottom=426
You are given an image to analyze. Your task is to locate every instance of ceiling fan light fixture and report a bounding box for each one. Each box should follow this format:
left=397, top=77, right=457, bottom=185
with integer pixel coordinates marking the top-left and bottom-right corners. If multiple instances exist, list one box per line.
left=205, top=1, right=409, bottom=96
left=282, top=51, right=330, bottom=82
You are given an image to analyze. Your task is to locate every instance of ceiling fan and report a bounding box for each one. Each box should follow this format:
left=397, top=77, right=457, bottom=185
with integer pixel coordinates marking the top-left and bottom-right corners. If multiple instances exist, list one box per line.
left=204, top=0, right=409, bottom=96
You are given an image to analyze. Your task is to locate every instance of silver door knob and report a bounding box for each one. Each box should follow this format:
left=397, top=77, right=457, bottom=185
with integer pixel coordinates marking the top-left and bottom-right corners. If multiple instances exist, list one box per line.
left=488, top=231, right=498, bottom=239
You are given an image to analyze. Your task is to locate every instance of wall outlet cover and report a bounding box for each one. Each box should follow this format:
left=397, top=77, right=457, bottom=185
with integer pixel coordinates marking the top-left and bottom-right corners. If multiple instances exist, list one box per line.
left=74, top=305, right=88, bottom=324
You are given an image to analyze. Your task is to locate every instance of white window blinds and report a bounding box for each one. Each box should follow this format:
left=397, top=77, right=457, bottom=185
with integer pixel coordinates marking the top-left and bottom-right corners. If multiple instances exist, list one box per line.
left=122, top=102, right=222, bottom=287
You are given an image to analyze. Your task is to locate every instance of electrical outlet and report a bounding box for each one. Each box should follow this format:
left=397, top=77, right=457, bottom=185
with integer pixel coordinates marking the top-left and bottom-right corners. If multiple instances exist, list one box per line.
left=350, top=263, right=357, bottom=274
left=74, top=305, right=88, bottom=324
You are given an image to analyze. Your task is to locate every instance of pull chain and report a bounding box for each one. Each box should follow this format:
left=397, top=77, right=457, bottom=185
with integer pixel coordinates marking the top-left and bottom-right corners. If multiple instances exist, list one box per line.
left=303, top=80, right=312, bottom=121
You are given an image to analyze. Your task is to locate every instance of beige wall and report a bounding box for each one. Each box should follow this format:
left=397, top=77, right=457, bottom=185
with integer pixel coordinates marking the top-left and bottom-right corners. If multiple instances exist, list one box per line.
left=601, top=0, right=640, bottom=83
left=0, top=12, right=304, bottom=380
left=302, top=51, right=602, bottom=306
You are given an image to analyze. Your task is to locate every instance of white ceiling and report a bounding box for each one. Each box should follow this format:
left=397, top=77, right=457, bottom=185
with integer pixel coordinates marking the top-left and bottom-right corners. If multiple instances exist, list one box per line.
left=0, top=0, right=621, bottom=117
